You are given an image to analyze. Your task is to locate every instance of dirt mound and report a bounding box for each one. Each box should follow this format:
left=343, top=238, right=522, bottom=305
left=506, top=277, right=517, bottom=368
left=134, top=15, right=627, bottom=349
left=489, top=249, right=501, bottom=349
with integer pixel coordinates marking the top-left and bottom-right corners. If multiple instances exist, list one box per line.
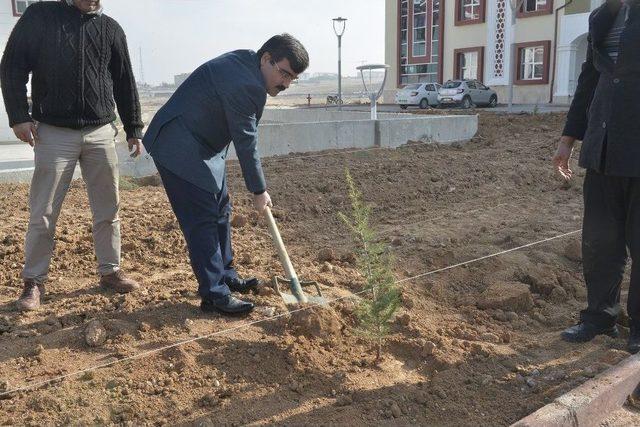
left=160, top=344, right=199, bottom=372
left=287, top=305, right=344, bottom=340
left=477, top=282, right=534, bottom=312
left=132, top=174, right=163, bottom=187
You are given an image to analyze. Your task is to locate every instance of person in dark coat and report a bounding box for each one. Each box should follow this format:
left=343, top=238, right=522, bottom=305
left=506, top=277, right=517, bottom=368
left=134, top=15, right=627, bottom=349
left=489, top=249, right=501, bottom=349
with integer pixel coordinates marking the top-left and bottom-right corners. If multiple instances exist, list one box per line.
left=554, top=0, right=640, bottom=353
left=143, top=34, right=309, bottom=315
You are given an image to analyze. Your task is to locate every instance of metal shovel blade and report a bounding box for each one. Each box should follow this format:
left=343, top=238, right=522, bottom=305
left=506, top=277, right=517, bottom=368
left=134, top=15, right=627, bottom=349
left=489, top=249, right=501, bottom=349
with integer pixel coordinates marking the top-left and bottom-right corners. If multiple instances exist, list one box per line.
left=271, top=276, right=328, bottom=306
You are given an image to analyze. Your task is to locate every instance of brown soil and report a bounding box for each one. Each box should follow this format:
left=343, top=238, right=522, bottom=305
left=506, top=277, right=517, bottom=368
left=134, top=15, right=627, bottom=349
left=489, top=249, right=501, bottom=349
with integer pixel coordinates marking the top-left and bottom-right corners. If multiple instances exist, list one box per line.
left=0, top=111, right=636, bottom=426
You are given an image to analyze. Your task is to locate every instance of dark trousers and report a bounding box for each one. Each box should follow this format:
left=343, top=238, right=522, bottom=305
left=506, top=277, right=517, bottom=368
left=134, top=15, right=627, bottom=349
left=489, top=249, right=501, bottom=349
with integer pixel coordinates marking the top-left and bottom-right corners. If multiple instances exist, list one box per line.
left=156, top=164, right=237, bottom=301
left=581, top=169, right=640, bottom=327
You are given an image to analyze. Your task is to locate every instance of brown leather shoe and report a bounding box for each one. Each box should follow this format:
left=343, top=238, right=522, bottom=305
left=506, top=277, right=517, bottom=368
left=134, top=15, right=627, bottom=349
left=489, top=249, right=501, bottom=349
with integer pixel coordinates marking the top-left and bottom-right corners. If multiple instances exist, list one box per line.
left=100, top=270, right=140, bottom=294
left=16, top=280, right=45, bottom=311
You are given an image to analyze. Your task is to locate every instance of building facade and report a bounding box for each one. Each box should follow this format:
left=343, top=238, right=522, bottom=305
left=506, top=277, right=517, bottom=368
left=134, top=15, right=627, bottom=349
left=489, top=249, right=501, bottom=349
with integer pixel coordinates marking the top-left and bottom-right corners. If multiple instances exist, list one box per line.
left=0, top=0, right=42, bottom=141
left=383, top=0, right=602, bottom=105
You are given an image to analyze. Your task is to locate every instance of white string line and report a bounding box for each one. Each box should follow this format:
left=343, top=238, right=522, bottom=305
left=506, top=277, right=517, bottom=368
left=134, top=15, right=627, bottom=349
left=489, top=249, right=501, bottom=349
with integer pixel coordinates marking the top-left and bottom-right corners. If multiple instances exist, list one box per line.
left=396, top=229, right=581, bottom=284
left=0, top=228, right=581, bottom=398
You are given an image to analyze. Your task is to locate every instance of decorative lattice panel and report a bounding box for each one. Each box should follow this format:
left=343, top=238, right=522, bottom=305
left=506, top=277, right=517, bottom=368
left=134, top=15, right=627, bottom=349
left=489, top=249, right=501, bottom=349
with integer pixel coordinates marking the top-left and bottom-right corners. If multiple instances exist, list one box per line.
left=493, top=0, right=506, bottom=78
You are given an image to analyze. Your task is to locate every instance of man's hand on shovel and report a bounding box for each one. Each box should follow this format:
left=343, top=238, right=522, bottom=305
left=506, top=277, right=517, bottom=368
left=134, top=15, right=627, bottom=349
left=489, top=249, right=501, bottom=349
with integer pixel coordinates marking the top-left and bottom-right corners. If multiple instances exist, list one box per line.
left=253, top=191, right=273, bottom=213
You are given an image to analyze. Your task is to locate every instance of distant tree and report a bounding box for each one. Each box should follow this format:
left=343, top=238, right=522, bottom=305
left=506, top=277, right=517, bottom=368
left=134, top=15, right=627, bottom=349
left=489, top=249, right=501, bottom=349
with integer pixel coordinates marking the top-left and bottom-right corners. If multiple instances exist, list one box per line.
left=339, top=169, right=401, bottom=362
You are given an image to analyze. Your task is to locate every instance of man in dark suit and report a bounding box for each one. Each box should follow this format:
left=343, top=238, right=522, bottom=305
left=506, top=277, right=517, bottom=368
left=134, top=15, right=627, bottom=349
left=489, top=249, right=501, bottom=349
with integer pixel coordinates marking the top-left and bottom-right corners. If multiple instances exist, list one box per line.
left=554, top=0, right=640, bottom=353
left=143, top=34, right=309, bottom=315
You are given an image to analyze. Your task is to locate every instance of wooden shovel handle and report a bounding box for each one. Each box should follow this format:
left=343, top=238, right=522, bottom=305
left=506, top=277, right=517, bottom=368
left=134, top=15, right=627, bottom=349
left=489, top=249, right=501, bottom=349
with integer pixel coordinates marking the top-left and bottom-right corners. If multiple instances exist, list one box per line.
left=263, top=207, right=298, bottom=282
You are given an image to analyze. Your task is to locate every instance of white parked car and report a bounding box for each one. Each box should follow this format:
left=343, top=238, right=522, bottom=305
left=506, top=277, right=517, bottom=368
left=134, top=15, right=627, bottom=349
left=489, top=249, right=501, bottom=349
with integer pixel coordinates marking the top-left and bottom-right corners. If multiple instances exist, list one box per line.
left=395, top=83, right=442, bottom=109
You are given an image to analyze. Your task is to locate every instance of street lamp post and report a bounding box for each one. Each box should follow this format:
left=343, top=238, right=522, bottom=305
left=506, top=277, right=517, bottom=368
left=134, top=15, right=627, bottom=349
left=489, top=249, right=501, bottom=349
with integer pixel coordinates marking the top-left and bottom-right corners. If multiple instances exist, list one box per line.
left=332, top=17, right=347, bottom=111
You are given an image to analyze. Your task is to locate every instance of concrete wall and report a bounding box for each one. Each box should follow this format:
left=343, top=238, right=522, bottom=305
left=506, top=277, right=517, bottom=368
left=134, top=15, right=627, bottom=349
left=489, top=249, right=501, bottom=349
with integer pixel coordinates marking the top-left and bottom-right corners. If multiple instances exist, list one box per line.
left=116, top=114, right=477, bottom=175
left=377, top=114, right=478, bottom=147
left=2, top=112, right=478, bottom=182
left=262, top=108, right=409, bottom=124
left=262, top=109, right=374, bottom=123
left=116, top=114, right=478, bottom=176
left=228, top=120, right=376, bottom=159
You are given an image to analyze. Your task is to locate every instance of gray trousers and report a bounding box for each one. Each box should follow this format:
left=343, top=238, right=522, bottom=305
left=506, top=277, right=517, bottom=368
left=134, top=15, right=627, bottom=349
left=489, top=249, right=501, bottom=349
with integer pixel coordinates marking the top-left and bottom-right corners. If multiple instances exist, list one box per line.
left=23, top=123, right=121, bottom=283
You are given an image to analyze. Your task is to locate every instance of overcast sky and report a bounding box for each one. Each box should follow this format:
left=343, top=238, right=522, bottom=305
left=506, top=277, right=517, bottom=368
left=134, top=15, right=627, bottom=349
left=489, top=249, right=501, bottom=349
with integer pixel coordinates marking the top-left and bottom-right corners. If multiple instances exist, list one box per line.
left=105, top=0, right=386, bottom=85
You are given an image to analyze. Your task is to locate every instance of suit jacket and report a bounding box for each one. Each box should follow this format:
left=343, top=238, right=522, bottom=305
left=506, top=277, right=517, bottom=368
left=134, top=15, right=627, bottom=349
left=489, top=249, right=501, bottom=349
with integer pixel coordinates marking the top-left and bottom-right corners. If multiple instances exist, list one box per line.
left=563, top=0, right=640, bottom=176
left=143, top=50, right=267, bottom=194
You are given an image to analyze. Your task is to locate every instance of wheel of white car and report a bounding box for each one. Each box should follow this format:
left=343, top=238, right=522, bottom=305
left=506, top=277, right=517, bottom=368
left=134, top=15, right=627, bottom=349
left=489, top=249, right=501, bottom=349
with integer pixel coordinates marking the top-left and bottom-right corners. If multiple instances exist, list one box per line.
left=419, top=98, right=429, bottom=109
left=489, top=95, right=497, bottom=108
left=462, top=96, right=472, bottom=109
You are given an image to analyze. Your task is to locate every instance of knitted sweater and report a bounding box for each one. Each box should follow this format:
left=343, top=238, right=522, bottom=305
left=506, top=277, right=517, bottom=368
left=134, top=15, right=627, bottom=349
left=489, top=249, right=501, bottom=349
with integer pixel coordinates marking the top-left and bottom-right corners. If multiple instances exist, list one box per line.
left=0, top=1, right=143, bottom=139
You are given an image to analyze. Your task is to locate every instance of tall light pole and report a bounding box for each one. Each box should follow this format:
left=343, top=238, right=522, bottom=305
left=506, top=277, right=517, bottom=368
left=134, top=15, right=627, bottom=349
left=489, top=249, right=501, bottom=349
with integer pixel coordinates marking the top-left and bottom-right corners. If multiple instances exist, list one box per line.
left=139, top=46, right=145, bottom=85
left=332, top=17, right=347, bottom=111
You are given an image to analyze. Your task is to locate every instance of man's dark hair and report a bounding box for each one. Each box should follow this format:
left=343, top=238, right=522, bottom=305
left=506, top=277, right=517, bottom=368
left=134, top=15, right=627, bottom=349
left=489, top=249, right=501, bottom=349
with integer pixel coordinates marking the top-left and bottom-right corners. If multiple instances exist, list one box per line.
left=257, top=33, right=309, bottom=74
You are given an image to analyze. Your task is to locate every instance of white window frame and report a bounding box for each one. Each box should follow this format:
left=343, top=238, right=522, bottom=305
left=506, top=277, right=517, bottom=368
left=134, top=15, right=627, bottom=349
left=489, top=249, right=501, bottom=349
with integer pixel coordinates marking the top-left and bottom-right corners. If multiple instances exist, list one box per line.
left=460, top=51, right=478, bottom=80
left=524, top=0, right=548, bottom=12
left=462, top=0, right=481, bottom=20
left=412, top=0, right=427, bottom=57
left=520, top=46, right=544, bottom=80
left=400, top=0, right=408, bottom=60
left=400, top=62, right=438, bottom=84
left=431, top=0, right=440, bottom=62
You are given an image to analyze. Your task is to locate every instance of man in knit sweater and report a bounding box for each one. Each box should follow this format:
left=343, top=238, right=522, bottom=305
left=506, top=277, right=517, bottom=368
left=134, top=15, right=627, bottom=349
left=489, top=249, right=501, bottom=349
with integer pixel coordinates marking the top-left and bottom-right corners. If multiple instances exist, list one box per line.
left=0, top=0, right=144, bottom=311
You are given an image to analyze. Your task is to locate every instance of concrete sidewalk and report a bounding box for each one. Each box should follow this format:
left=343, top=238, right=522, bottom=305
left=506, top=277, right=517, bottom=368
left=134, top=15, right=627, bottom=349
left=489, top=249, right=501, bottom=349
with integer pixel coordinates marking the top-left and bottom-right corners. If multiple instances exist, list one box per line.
left=513, top=353, right=640, bottom=426
left=0, top=141, right=38, bottom=182
left=0, top=141, right=34, bottom=168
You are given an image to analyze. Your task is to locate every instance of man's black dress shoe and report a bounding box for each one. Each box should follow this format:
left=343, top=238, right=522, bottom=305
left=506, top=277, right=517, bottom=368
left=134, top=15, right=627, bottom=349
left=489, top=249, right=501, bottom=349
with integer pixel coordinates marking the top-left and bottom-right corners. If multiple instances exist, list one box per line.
left=561, top=322, right=619, bottom=343
left=225, top=277, right=260, bottom=294
left=201, top=295, right=254, bottom=315
left=629, top=324, right=640, bottom=354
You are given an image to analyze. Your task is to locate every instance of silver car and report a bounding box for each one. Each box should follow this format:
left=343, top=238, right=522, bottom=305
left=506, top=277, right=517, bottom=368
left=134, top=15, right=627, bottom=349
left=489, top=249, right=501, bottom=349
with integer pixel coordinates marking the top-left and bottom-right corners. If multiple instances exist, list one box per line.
left=437, top=80, right=498, bottom=109
left=395, top=82, right=442, bottom=109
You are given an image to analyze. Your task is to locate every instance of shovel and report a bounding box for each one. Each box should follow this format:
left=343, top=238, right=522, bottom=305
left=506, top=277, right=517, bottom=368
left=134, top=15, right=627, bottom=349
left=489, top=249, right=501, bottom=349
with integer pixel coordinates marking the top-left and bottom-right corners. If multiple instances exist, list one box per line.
left=263, top=207, right=326, bottom=306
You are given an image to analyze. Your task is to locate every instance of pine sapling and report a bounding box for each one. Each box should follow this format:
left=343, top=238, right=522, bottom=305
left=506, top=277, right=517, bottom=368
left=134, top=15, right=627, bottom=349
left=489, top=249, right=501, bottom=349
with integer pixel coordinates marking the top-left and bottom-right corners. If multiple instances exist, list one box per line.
left=339, top=169, right=401, bottom=362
